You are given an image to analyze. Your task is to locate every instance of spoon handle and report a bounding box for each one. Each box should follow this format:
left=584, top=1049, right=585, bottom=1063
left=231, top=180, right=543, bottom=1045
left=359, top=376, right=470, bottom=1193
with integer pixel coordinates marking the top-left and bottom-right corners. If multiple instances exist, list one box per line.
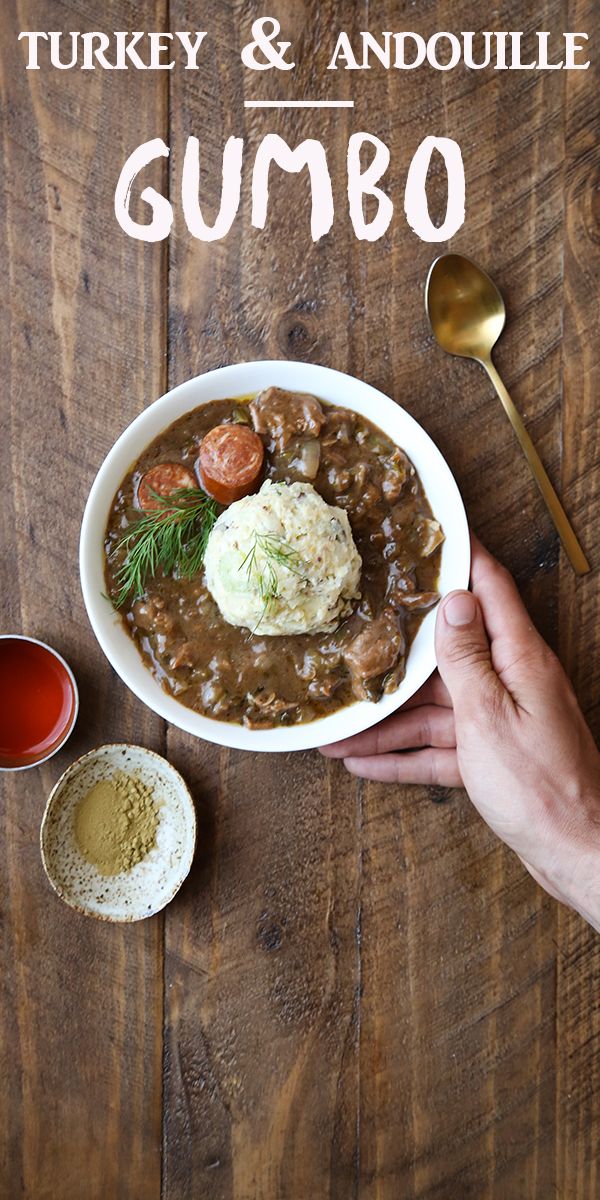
left=481, top=357, right=590, bottom=576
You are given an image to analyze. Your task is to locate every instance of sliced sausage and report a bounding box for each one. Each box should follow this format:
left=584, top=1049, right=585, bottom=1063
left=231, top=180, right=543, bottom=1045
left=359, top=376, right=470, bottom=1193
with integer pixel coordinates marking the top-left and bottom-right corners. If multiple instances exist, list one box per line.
left=137, top=463, right=197, bottom=512
left=197, top=424, right=264, bottom=506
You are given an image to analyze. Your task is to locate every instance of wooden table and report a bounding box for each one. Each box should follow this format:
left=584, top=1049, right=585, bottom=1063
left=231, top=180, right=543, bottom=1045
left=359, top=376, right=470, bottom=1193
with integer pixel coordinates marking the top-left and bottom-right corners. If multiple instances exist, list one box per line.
left=2, top=2, right=599, bottom=1196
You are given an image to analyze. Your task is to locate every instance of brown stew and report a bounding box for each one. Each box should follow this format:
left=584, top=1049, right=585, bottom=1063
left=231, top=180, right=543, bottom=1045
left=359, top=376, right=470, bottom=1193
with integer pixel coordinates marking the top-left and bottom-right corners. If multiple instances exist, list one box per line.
left=104, top=389, right=443, bottom=728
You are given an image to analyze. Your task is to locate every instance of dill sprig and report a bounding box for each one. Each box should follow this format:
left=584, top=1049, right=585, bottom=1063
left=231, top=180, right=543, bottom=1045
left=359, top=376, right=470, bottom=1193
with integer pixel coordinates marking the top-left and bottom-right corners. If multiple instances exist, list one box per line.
left=239, top=532, right=306, bottom=630
left=109, top=487, right=218, bottom=609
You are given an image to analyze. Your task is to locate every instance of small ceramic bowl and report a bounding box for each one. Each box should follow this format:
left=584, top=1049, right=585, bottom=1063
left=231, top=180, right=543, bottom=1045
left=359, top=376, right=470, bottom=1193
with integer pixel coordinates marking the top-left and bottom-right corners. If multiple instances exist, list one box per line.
left=40, top=744, right=196, bottom=921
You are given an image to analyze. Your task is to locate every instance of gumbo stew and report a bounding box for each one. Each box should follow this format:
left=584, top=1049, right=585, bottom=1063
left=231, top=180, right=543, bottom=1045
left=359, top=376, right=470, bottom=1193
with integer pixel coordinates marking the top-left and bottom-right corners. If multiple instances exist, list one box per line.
left=104, top=388, right=444, bottom=728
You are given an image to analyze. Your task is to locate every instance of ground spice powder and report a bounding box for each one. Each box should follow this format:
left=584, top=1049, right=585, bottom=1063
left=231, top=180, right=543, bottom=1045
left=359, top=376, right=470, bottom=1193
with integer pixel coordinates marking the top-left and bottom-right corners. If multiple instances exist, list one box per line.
left=74, top=771, right=159, bottom=876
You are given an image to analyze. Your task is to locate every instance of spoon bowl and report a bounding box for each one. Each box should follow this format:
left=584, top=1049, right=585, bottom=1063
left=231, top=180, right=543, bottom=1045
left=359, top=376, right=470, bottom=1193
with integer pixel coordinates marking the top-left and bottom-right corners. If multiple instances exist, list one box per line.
left=426, top=254, right=506, bottom=360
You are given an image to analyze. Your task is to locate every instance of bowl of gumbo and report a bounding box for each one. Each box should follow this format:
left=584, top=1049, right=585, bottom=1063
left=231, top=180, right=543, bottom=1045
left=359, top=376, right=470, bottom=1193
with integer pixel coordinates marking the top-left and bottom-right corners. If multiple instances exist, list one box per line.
left=81, top=362, right=469, bottom=751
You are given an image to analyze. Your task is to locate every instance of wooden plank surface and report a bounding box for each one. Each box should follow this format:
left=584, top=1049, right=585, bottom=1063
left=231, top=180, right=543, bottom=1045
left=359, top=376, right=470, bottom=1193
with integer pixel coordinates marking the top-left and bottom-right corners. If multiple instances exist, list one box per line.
left=0, top=3, right=167, bottom=1198
left=0, top=1, right=598, bottom=1197
left=557, top=1, right=600, bottom=1196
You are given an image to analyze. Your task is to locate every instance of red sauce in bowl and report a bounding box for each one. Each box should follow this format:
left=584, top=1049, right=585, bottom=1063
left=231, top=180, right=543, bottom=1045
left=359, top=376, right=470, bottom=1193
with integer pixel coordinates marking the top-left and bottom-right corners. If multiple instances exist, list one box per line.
left=0, top=638, right=78, bottom=769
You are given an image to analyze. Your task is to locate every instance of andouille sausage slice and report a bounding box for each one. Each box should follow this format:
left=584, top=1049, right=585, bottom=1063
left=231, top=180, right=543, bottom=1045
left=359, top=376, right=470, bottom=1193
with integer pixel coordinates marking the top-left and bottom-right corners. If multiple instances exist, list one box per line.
left=197, top=424, right=264, bottom=505
left=136, top=463, right=198, bottom=511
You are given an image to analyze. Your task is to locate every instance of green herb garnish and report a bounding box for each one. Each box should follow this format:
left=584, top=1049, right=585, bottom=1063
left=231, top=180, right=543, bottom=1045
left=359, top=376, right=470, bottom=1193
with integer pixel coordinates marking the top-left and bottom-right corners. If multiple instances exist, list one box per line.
left=239, top=532, right=306, bottom=629
left=110, top=487, right=218, bottom=609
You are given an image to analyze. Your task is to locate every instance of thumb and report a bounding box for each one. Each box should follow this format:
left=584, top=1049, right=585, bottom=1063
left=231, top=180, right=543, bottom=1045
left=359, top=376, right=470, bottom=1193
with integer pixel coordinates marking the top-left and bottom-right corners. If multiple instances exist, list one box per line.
left=435, top=591, right=506, bottom=720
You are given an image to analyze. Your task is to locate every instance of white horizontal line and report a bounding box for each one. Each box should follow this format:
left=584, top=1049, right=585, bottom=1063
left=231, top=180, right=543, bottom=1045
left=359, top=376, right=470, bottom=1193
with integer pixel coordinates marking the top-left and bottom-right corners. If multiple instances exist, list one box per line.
left=244, top=100, right=354, bottom=109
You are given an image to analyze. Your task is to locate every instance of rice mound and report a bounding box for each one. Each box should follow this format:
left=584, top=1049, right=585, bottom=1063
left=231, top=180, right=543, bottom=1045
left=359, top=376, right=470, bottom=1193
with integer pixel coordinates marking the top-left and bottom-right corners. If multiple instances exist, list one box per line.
left=204, top=479, right=362, bottom=635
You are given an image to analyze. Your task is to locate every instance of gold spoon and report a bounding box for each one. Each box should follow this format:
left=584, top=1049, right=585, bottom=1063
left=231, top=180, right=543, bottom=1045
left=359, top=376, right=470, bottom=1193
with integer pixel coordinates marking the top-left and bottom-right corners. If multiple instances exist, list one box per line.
left=425, top=252, right=589, bottom=576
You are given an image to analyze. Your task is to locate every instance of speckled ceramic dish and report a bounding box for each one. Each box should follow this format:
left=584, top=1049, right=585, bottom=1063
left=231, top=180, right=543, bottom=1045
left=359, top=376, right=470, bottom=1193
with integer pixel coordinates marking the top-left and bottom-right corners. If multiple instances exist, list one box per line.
left=40, top=744, right=196, bottom=921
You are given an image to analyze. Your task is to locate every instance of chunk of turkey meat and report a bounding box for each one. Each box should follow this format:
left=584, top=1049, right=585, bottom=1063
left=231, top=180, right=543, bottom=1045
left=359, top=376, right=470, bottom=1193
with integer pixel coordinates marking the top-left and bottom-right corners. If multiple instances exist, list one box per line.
left=249, top=387, right=325, bottom=452
left=344, top=608, right=405, bottom=700
left=386, top=569, right=440, bottom=613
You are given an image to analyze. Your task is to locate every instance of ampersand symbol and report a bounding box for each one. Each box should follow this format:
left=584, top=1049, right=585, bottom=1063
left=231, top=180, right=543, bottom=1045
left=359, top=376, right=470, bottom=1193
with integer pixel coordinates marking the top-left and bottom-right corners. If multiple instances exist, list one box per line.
left=241, top=17, right=295, bottom=71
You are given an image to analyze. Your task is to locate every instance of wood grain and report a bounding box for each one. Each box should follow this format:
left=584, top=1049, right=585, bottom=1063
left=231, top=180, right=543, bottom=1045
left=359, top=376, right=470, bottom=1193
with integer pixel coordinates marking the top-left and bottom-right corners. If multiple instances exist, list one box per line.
left=0, top=3, right=167, bottom=1198
left=557, top=1, right=600, bottom=1196
left=352, top=3, right=567, bottom=1196
left=0, top=1, right=598, bottom=1197
left=163, top=7, right=363, bottom=1197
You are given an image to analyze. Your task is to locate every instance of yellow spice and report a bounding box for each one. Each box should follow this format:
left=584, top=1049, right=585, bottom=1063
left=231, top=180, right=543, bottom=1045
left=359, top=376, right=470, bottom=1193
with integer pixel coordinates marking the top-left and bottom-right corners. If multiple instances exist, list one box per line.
left=74, top=771, right=159, bottom=876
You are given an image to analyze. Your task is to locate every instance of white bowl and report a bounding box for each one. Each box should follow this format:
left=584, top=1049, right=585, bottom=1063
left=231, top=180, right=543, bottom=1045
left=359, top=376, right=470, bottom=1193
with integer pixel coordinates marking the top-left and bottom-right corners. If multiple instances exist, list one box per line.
left=80, top=361, right=470, bottom=752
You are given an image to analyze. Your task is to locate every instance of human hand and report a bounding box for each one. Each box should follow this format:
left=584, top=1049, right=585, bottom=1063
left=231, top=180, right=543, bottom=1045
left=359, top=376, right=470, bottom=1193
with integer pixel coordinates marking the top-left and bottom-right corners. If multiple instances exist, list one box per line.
left=321, top=537, right=600, bottom=931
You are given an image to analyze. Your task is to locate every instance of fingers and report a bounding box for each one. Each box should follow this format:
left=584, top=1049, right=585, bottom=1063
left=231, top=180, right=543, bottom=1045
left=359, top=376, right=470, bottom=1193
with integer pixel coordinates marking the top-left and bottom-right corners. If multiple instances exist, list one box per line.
left=470, top=534, right=542, bottom=653
left=320, top=704, right=456, bottom=759
left=435, top=589, right=511, bottom=724
left=469, top=533, right=558, bottom=693
left=401, top=672, right=453, bottom=710
left=343, top=748, right=462, bottom=787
